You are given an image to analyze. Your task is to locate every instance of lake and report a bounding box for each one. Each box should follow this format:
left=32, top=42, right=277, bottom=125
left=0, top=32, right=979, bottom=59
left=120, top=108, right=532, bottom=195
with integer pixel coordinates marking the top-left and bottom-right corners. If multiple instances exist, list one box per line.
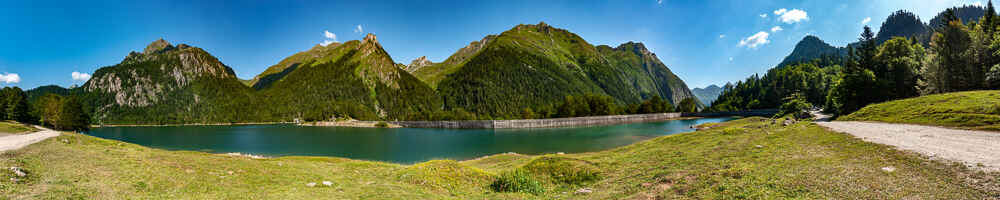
left=86, top=117, right=735, bottom=163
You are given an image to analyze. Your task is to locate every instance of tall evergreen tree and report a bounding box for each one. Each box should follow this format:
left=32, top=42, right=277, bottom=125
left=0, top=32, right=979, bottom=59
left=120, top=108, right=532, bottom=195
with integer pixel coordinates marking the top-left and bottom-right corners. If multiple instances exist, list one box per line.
left=987, top=0, right=997, bottom=33
left=56, top=96, right=89, bottom=131
left=3, top=87, right=30, bottom=122
left=858, top=26, right=879, bottom=72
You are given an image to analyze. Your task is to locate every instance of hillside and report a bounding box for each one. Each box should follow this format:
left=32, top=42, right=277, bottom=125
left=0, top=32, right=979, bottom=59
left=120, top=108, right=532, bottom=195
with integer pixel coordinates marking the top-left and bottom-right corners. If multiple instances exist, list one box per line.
left=875, top=10, right=929, bottom=45
left=929, top=5, right=986, bottom=29
left=841, top=91, right=1000, bottom=131
left=25, top=85, right=71, bottom=103
left=434, top=22, right=696, bottom=116
left=249, top=43, right=341, bottom=90
left=80, top=39, right=259, bottom=124
left=691, top=84, right=724, bottom=105
left=254, top=34, right=441, bottom=121
left=777, top=36, right=846, bottom=68
left=411, top=35, right=497, bottom=88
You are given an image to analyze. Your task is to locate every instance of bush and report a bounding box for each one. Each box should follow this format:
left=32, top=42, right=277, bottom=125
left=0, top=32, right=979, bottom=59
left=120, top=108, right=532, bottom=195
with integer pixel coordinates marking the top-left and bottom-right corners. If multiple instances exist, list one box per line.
left=677, top=97, right=698, bottom=113
left=374, top=121, right=389, bottom=128
left=521, top=157, right=600, bottom=186
left=490, top=169, right=543, bottom=195
left=775, top=93, right=812, bottom=119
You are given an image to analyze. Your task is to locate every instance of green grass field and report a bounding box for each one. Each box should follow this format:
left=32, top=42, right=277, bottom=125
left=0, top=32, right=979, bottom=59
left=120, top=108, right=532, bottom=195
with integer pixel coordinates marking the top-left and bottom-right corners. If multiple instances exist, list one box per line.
left=0, top=122, right=38, bottom=134
left=2, top=118, right=997, bottom=199
left=842, top=90, right=1000, bottom=131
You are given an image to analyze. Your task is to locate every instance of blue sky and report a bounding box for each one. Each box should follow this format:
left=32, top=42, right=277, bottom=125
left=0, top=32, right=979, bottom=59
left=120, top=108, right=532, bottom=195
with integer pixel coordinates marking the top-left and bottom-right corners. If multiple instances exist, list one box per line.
left=0, top=0, right=988, bottom=89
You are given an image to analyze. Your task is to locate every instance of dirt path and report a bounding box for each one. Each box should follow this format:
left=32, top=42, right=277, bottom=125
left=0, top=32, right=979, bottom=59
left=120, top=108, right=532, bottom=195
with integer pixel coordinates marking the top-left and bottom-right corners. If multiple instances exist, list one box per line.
left=0, top=126, right=60, bottom=152
left=815, top=121, right=1000, bottom=171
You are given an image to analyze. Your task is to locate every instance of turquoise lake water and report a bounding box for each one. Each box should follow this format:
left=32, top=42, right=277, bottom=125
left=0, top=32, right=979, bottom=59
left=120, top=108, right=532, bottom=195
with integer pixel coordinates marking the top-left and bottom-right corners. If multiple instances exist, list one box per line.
left=86, top=117, right=735, bottom=163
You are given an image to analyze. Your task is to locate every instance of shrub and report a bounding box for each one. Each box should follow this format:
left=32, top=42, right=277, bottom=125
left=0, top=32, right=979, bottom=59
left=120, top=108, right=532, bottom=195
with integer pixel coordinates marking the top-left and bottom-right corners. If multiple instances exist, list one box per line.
left=490, top=169, right=543, bottom=195
left=521, top=157, right=600, bottom=186
left=775, top=93, right=812, bottom=119
left=374, top=121, right=389, bottom=128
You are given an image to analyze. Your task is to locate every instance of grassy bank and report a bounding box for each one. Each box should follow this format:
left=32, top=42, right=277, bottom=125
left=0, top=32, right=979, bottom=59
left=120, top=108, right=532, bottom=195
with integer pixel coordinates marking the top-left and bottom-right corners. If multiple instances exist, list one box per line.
left=0, top=122, right=38, bottom=134
left=2, top=118, right=997, bottom=199
left=841, top=90, right=1000, bottom=131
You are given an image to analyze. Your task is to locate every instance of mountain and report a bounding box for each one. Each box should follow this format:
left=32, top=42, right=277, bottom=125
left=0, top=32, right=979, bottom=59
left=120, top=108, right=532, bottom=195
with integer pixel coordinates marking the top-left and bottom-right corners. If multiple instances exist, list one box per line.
left=779, top=9, right=964, bottom=69
left=26, top=85, right=71, bottom=103
left=778, top=36, right=847, bottom=68
left=433, top=22, right=696, bottom=116
left=691, top=84, right=724, bottom=106
left=79, top=24, right=697, bottom=122
left=405, top=56, right=433, bottom=72
left=875, top=10, right=930, bottom=45
left=252, top=34, right=441, bottom=121
left=81, top=39, right=257, bottom=124
left=929, top=5, right=986, bottom=29
left=411, top=35, right=497, bottom=88
left=249, top=43, right=341, bottom=90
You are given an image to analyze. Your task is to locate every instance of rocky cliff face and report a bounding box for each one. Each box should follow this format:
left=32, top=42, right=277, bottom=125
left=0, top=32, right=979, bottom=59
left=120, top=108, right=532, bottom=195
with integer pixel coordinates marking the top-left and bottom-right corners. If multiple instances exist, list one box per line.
left=85, top=39, right=236, bottom=107
left=406, top=56, right=433, bottom=72
left=82, top=39, right=251, bottom=124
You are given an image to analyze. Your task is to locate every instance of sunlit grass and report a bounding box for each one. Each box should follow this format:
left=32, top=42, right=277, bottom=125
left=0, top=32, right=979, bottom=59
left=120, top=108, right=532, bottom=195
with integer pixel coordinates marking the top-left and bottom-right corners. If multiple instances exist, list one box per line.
left=842, top=90, right=1000, bottom=131
left=1, top=117, right=995, bottom=199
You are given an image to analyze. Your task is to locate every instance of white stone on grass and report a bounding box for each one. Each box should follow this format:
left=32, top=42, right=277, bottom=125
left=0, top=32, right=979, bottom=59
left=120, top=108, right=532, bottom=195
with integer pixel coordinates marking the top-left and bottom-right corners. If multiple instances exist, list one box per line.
left=881, top=166, right=896, bottom=172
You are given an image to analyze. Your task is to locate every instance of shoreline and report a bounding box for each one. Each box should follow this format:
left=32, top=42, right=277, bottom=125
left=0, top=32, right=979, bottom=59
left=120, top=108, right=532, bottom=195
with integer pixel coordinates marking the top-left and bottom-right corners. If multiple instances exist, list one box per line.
left=91, top=121, right=294, bottom=128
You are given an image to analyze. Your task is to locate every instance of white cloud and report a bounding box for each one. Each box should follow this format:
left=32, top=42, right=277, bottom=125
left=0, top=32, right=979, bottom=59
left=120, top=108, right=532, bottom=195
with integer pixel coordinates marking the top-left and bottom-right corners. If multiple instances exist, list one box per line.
left=0, top=73, right=20, bottom=84
left=760, top=14, right=768, bottom=18
left=739, top=31, right=770, bottom=49
left=354, top=25, right=363, bottom=34
left=320, top=30, right=338, bottom=46
left=770, top=26, right=783, bottom=32
left=774, top=8, right=808, bottom=24
left=973, top=1, right=983, bottom=7
left=861, top=17, right=872, bottom=25
left=729, top=57, right=734, bottom=62
left=774, top=8, right=787, bottom=15
left=719, top=34, right=726, bottom=38
left=324, top=30, right=337, bottom=40
left=71, top=71, right=91, bottom=81
left=657, top=0, right=663, bottom=5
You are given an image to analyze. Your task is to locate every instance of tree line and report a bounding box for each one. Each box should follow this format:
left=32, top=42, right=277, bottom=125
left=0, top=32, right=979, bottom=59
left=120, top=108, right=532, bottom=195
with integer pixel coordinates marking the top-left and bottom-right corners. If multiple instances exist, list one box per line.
left=831, top=4, right=1000, bottom=116
left=1, top=86, right=89, bottom=131
left=711, top=3, right=1000, bottom=117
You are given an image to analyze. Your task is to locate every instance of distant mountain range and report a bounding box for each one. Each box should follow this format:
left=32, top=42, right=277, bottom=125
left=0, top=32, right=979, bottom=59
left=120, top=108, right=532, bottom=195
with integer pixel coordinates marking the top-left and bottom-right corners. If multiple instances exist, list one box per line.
left=28, top=22, right=696, bottom=124
left=691, top=84, right=724, bottom=106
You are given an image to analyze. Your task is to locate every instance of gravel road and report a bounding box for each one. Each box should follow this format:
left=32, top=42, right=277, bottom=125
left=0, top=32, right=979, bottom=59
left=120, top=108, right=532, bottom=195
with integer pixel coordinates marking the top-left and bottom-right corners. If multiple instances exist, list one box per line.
left=0, top=126, right=60, bottom=152
left=816, top=121, right=1000, bottom=171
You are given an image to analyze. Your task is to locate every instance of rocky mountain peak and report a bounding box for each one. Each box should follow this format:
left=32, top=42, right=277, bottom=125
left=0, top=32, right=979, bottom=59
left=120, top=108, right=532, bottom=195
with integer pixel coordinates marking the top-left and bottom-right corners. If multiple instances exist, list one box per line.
left=144, top=38, right=174, bottom=54
left=616, top=42, right=653, bottom=57
left=364, top=33, right=377, bottom=43
left=406, top=56, right=433, bottom=72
